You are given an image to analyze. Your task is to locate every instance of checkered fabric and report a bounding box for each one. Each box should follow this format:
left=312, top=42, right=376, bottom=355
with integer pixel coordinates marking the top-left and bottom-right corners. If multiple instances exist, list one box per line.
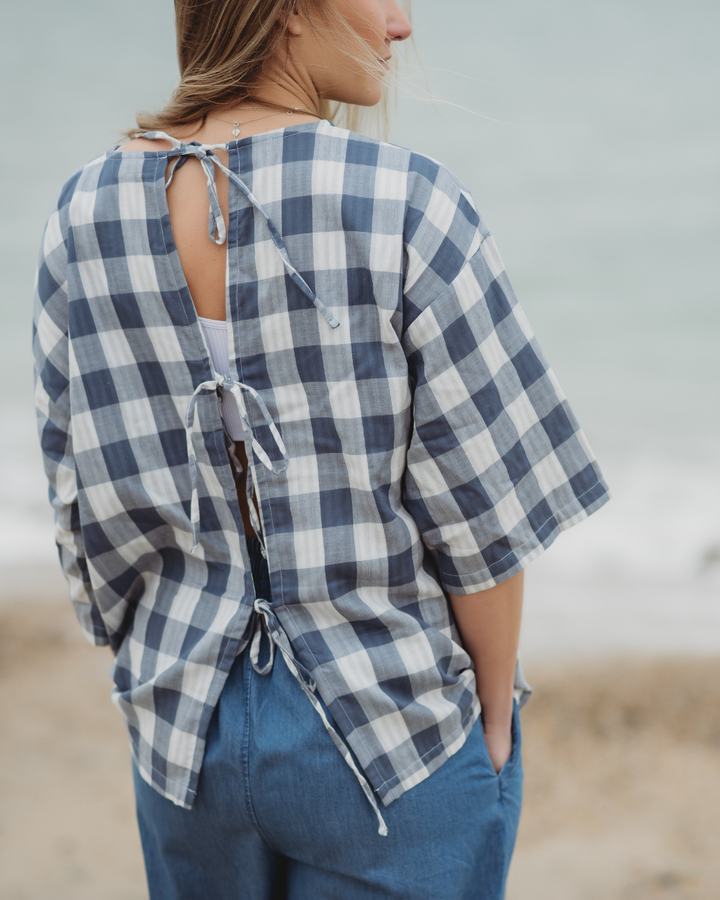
left=33, top=119, right=609, bottom=813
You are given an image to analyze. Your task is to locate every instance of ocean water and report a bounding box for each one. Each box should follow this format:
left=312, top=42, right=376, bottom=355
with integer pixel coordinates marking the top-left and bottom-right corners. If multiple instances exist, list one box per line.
left=1, top=0, right=718, bottom=658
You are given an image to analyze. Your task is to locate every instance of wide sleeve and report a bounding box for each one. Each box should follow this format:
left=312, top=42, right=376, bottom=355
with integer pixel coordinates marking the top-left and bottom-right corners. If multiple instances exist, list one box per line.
left=400, top=164, right=609, bottom=594
left=33, top=192, right=110, bottom=646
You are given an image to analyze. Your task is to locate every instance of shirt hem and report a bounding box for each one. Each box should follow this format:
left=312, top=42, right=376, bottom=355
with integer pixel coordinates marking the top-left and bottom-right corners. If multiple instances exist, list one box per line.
left=376, top=694, right=482, bottom=807
left=120, top=619, right=254, bottom=811
left=130, top=745, right=196, bottom=810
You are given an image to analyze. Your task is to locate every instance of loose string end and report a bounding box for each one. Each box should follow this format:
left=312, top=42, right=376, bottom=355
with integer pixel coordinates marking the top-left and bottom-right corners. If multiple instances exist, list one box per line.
left=313, top=296, right=340, bottom=329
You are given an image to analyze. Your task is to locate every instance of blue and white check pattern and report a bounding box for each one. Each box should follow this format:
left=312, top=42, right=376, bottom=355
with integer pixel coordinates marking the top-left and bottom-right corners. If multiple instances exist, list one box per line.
left=34, top=120, right=609, bottom=815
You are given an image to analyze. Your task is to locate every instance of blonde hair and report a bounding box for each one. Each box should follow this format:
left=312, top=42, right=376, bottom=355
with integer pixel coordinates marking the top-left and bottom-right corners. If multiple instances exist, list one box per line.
left=127, top=0, right=404, bottom=140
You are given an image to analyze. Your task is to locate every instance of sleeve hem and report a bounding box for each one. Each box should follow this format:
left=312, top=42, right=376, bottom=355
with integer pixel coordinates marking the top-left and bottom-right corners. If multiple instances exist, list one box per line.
left=438, top=481, right=610, bottom=595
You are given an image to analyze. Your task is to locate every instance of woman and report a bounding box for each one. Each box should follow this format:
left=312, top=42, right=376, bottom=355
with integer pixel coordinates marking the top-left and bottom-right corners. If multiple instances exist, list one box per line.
left=33, top=0, right=609, bottom=897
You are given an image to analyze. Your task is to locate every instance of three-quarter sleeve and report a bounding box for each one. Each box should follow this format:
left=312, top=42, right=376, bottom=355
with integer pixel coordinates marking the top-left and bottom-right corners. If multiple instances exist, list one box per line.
left=33, top=188, right=110, bottom=646
left=401, top=160, right=609, bottom=594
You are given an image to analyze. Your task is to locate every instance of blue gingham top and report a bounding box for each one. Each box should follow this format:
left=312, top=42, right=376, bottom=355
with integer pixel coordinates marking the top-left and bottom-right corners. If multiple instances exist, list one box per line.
left=33, top=119, right=609, bottom=824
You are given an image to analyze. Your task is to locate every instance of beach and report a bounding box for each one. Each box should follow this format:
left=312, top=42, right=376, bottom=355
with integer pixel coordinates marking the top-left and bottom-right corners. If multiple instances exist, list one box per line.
left=2, top=592, right=719, bottom=900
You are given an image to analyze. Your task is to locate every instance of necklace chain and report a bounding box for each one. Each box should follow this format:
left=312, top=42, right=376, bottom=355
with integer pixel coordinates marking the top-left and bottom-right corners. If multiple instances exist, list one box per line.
left=209, top=105, right=320, bottom=138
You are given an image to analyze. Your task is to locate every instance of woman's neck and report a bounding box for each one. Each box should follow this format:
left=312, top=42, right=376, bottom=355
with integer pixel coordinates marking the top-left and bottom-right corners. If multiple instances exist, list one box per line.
left=174, top=57, right=323, bottom=146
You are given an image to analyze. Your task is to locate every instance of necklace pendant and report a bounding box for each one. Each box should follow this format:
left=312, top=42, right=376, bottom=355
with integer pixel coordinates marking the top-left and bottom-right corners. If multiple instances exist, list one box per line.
left=231, top=122, right=240, bottom=138
left=287, top=109, right=293, bottom=115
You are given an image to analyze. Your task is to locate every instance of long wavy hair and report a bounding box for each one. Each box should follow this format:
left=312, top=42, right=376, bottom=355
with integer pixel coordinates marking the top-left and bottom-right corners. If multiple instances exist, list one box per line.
left=127, top=0, right=406, bottom=140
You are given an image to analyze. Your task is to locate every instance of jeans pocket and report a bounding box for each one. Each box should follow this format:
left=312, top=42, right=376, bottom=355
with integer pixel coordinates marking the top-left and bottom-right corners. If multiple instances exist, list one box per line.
left=480, top=699, right=522, bottom=780
left=497, top=699, right=521, bottom=780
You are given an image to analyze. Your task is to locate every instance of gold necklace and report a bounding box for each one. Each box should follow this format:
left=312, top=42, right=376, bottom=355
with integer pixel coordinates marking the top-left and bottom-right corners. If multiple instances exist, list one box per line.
left=209, top=105, right=320, bottom=139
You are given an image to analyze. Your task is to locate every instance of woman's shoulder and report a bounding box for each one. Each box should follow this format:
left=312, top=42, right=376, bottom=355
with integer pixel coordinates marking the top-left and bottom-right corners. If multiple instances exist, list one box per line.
left=44, top=151, right=110, bottom=228
left=319, top=122, right=472, bottom=196
left=118, top=136, right=174, bottom=153
left=316, top=123, right=487, bottom=284
left=317, top=123, right=485, bottom=242
left=47, top=138, right=168, bottom=229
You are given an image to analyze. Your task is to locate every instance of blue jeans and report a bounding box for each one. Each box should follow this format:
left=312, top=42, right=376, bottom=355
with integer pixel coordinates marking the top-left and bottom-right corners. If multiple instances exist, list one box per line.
left=133, top=538, right=523, bottom=900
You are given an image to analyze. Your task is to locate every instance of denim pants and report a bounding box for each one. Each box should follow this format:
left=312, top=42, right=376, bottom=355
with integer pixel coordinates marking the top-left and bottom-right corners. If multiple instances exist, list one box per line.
left=133, top=538, right=523, bottom=900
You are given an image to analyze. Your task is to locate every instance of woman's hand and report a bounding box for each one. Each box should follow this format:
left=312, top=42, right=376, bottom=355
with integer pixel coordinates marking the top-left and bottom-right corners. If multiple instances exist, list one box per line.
left=448, top=571, right=524, bottom=775
left=482, top=720, right=513, bottom=774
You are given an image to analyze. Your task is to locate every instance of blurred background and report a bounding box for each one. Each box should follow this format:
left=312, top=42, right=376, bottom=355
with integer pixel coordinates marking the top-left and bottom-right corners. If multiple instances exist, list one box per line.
left=1, top=0, right=718, bottom=897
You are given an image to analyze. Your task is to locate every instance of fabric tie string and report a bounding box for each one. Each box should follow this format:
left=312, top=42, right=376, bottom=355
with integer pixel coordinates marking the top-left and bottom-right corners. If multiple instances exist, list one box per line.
left=249, top=597, right=389, bottom=837
left=185, top=374, right=288, bottom=551
left=155, top=132, right=340, bottom=330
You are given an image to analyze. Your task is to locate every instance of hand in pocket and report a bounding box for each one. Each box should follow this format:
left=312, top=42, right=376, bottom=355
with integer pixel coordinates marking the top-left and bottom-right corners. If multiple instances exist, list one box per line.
left=483, top=723, right=512, bottom=774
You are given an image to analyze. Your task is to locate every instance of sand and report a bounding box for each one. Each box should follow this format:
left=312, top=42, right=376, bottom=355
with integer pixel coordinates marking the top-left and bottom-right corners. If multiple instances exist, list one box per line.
left=507, top=657, right=720, bottom=899
left=1, top=596, right=719, bottom=900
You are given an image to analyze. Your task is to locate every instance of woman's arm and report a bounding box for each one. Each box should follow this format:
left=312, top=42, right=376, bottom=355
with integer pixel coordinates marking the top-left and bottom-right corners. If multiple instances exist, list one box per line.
left=448, top=571, right=524, bottom=772
left=34, top=206, right=111, bottom=649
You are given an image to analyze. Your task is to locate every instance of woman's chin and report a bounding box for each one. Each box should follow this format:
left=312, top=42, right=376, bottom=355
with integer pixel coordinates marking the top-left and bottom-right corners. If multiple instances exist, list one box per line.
left=325, top=80, right=384, bottom=109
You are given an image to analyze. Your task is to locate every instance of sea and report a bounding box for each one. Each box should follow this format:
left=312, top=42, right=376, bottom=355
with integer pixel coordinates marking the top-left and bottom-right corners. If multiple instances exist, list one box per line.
left=1, top=0, right=718, bottom=660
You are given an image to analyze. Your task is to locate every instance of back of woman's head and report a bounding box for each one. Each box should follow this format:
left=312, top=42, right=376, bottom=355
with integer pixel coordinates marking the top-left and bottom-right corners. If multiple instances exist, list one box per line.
left=131, top=0, right=407, bottom=139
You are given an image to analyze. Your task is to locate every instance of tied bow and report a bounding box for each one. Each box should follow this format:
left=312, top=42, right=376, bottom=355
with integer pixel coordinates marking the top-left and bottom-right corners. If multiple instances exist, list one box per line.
left=146, top=131, right=340, bottom=329
left=185, top=374, right=288, bottom=551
